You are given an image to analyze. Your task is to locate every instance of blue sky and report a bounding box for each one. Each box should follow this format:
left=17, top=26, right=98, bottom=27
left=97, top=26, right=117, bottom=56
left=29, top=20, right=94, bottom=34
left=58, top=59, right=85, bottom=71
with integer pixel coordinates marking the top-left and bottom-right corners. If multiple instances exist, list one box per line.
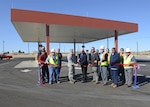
left=0, top=0, right=150, bottom=53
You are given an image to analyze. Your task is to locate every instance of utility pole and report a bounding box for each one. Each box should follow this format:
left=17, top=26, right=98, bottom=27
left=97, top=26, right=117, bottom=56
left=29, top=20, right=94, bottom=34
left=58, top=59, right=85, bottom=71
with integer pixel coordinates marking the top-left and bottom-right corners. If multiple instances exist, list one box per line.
left=28, top=42, right=30, bottom=53
left=3, top=40, right=4, bottom=53
left=107, top=38, right=109, bottom=49
left=59, top=43, right=61, bottom=49
left=137, top=41, right=138, bottom=56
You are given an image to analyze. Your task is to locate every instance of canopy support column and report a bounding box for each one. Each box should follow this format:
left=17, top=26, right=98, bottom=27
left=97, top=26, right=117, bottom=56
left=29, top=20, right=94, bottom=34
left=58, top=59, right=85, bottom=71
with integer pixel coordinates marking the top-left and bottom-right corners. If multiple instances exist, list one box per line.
left=74, top=38, right=76, bottom=55
left=38, top=41, right=40, bottom=51
left=114, top=30, right=118, bottom=52
left=46, top=24, right=50, bottom=55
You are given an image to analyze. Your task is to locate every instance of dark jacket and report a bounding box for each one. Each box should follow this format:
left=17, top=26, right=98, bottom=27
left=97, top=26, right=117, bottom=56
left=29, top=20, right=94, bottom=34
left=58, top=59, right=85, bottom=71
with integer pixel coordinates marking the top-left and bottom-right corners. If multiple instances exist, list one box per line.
left=90, top=52, right=100, bottom=67
left=79, top=53, right=88, bottom=65
left=57, top=53, right=62, bottom=66
left=38, top=53, right=47, bottom=64
left=109, top=52, right=120, bottom=69
left=71, top=54, right=77, bottom=64
left=101, top=53, right=108, bottom=62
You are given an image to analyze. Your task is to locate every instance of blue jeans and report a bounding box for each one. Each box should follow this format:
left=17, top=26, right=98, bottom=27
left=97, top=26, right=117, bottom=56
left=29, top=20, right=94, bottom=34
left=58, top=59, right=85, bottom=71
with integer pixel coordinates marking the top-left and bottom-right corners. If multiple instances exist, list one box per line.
left=54, top=68, right=61, bottom=80
left=111, top=69, right=118, bottom=85
left=49, top=66, right=59, bottom=83
left=37, top=64, right=41, bottom=81
left=58, top=68, right=61, bottom=75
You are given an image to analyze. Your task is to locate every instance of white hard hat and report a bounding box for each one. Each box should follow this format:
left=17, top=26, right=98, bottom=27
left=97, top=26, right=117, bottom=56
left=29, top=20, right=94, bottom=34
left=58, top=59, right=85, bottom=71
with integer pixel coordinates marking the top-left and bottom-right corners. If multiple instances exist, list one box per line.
left=125, top=48, right=131, bottom=52
left=51, top=48, right=55, bottom=53
left=100, top=45, right=105, bottom=49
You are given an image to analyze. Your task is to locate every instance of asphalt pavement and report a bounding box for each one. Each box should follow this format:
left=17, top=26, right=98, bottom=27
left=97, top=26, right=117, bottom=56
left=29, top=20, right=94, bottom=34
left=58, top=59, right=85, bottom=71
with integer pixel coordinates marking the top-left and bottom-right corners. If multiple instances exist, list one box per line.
left=0, top=57, right=150, bottom=107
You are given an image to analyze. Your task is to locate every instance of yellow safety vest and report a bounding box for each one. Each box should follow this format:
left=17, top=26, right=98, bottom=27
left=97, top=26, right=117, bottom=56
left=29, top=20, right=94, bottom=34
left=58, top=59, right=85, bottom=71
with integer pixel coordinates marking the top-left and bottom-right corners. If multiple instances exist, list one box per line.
left=101, top=52, right=108, bottom=66
left=49, top=55, right=58, bottom=65
left=123, top=54, right=133, bottom=68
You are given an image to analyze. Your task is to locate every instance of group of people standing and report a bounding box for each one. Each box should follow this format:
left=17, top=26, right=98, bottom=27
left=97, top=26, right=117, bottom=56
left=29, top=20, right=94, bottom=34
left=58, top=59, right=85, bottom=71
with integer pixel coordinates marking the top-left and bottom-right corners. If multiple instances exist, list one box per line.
left=37, top=44, right=137, bottom=88
left=37, top=44, right=62, bottom=85
left=67, top=46, right=137, bottom=88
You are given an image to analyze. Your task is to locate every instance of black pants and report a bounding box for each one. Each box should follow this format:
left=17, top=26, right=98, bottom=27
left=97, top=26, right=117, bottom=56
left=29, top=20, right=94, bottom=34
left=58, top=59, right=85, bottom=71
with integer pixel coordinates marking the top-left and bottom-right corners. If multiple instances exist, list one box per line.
left=41, top=65, right=49, bottom=83
left=118, top=66, right=125, bottom=84
left=81, top=65, right=87, bottom=81
left=108, top=67, right=111, bottom=80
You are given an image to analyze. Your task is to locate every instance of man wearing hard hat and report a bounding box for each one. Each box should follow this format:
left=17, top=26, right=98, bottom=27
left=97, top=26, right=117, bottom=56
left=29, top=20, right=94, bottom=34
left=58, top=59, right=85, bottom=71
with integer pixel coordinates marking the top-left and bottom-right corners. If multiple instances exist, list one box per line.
left=46, top=48, right=60, bottom=84
left=123, top=48, right=137, bottom=87
left=99, top=45, right=109, bottom=86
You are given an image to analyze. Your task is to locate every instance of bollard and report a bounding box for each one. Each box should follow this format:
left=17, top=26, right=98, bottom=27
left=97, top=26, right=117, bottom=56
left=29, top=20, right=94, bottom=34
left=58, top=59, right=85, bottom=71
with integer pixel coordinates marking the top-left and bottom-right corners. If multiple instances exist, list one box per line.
left=132, top=65, right=140, bottom=89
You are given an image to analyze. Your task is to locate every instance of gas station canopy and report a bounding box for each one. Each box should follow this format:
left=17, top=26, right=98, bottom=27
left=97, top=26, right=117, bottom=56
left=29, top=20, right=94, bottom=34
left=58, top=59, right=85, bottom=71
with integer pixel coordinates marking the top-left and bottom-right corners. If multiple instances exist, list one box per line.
left=11, top=9, right=138, bottom=43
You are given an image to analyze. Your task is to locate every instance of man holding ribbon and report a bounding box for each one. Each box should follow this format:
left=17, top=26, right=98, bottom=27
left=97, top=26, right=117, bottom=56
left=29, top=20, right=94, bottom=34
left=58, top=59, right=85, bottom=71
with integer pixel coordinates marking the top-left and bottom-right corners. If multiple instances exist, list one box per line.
left=78, top=48, right=88, bottom=83
left=123, top=48, right=137, bottom=87
left=46, top=48, right=60, bottom=84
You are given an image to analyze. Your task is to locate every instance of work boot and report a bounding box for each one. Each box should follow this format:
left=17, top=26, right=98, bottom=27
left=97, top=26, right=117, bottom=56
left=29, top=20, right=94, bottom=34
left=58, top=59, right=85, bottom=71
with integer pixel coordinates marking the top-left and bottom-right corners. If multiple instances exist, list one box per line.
left=113, top=85, right=117, bottom=88
left=111, top=83, right=115, bottom=86
left=69, top=79, right=76, bottom=84
left=94, top=81, right=99, bottom=84
left=91, top=80, right=96, bottom=82
left=81, top=80, right=86, bottom=83
left=69, top=80, right=75, bottom=84
left=49, top=82, right=53, bottom=85
left=57, top=81, right=61, bottom=84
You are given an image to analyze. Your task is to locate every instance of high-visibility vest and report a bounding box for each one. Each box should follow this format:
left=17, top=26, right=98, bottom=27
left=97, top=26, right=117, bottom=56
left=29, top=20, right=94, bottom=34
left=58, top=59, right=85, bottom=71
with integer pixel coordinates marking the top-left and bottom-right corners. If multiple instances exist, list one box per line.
left=49, top=55, right=58, bottom=65
left=101, top=52, right=108, bottom=66
left=123, top=54, right=133, bottom=68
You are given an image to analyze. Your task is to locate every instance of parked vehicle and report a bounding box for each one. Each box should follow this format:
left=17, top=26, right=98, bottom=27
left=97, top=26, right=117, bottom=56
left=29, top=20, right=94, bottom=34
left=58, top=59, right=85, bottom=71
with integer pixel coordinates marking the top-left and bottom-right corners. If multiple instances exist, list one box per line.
left=0, top=53, right=13, bottom=60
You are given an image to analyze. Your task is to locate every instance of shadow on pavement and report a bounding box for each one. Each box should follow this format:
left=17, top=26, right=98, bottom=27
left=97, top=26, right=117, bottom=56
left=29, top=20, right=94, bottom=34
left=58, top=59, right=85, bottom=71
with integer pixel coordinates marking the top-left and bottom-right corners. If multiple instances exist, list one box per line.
left=137, top=75, right=150, bottom=86
left=137, top=59, right=150, bottom=62
left=59, top=72, right=93, bottom=83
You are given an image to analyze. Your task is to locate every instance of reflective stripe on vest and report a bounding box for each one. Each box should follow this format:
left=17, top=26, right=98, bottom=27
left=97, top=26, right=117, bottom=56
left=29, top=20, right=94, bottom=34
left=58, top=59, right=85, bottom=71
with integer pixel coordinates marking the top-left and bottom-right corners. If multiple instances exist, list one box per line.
left=123, top=55, right=133, bottom=68
left=49, top=55, right=58, bottom=65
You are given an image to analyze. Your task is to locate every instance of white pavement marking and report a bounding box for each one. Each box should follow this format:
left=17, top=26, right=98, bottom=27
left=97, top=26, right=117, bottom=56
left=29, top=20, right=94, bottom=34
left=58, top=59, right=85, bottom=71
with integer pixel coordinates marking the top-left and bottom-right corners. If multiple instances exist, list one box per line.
left=146, top=75, right=150, bottom=78
left=138, top=64, right=146, bottom=66
left=137, top=74, right=144, bottom=76
left=14, top=61, right=68, bottom=68
left=21, top=69, right=32, bottom=73
left=14, top=60, right=38, bottom=68
left=137, top=74, right=150, bottom=78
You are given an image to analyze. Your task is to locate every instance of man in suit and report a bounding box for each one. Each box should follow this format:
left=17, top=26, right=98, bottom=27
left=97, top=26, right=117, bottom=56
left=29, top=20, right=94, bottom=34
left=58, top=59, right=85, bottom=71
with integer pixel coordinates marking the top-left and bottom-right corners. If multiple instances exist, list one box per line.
left=109, top=48, right=120, bottom=88
left=78, top=48, right=88, bottom=83
left=90, top=47, right=100, bottom=84
left=55, top=48, right=62, bottom=82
